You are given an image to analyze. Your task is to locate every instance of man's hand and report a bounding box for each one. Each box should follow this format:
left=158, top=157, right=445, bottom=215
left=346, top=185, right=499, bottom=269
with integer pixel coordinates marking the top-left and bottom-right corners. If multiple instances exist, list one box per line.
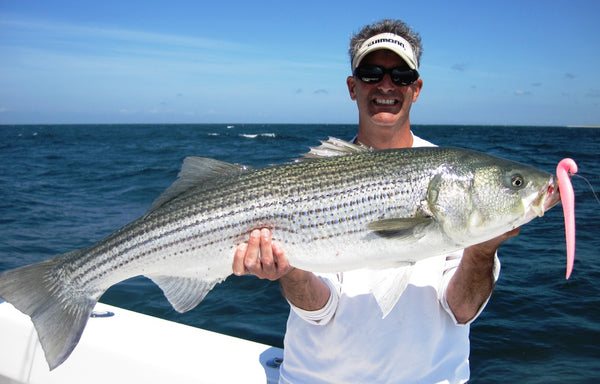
left=466, top=228, right=520, bottom=258
left=232, top=228, right=331, bottom=311
left=232, top=228, right=294, bottom=280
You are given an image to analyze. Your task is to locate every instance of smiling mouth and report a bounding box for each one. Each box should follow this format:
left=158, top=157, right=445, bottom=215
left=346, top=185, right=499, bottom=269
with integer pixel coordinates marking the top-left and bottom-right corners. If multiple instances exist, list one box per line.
left=373, top=98, right=398, bottom=106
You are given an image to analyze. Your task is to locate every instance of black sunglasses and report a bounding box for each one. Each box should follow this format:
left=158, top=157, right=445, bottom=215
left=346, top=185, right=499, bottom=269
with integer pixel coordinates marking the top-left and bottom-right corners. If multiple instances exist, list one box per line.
left=353, top=66, right=420, bottom=86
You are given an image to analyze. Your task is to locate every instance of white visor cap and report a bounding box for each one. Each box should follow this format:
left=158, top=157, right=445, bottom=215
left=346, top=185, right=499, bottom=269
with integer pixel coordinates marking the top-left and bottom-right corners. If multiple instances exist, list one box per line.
left=352, top=33, right=418, bottom=71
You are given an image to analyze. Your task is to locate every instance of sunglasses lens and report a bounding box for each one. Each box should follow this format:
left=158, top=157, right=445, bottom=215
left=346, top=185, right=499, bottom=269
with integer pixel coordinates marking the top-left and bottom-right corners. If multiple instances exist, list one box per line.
left=355, top=67, right=384, bottom=84
left=390, top=69, right=419, bottom=86
left=354, top=66, right=419, bottom=86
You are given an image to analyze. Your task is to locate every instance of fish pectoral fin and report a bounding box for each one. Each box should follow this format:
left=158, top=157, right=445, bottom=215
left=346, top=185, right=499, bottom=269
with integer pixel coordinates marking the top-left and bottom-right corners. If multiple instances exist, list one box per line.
left=145, top=157, right=252, bottom=216
left=367, top=217, right=432, bottom=239
left=149, top=275, right=224, bottom=313
left=369, top=266, right=413, bottom=318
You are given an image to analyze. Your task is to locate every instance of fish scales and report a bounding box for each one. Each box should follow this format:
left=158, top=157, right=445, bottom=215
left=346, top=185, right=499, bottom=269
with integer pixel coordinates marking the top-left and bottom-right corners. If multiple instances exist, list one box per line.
left=46, top=149, right=486, bottom=292
left=51, top=150, right=432, bottom=298
left=0, top=141, right=561, bottom=370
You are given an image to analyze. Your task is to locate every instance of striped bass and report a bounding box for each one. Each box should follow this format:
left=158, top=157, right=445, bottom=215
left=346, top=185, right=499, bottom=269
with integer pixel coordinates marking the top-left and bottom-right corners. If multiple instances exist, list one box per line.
left=0, top=138, right=562, bottom=370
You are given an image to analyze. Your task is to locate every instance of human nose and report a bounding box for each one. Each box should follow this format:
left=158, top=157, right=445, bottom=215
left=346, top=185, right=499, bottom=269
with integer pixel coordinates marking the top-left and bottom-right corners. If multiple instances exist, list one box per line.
left=377, top=73, right=396, bottom=91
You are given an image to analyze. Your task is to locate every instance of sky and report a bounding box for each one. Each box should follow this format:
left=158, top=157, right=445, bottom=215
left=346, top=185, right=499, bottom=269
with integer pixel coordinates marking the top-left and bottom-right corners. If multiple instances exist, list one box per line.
left=1, top=0, right=599, bottom=126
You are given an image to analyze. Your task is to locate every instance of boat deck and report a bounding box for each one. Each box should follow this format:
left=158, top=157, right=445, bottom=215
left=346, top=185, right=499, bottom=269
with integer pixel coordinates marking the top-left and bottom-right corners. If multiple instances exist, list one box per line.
left=0, top=300, right=282, bottom=384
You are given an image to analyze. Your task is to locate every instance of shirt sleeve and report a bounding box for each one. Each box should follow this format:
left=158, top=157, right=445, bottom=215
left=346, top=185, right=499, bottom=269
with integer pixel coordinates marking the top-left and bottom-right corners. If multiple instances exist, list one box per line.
left=438, top=250, right=501, bottom=326
left=287, top=274, right=340, bottom=326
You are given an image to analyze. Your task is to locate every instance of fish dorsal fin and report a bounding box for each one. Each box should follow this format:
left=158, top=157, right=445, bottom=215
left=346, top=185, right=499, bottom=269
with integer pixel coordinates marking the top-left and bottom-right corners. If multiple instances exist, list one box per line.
left=367, top=217, right=432, bottom=239
left=300, top=137, right=372, bottom=159
left=146, top=157, right=251, bottom=216
left=149, top=275, right=224, bottom=313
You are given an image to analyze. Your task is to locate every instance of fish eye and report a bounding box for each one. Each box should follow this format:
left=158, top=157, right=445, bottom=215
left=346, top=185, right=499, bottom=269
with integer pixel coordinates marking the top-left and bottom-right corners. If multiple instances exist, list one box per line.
left=511, top=175, right=524, bottom=188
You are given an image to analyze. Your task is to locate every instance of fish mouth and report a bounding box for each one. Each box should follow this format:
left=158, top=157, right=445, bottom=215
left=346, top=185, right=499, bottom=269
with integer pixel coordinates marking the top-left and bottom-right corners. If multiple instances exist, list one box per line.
left=541, top=176, right=561, bottom=214
left=528, top=176, right=560, bottom=217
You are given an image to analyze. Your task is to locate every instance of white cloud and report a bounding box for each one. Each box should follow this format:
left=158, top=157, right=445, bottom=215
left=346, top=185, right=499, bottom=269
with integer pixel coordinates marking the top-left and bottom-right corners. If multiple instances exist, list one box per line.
left=0, top=17, right=248, bottom=53
left=514, top=90, right=531, bottom=96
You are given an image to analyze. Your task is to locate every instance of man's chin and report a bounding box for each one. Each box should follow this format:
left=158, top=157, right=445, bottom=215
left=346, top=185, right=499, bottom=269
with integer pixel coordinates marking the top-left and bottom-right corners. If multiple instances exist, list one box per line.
left=371, top=112, right=402, bottom=126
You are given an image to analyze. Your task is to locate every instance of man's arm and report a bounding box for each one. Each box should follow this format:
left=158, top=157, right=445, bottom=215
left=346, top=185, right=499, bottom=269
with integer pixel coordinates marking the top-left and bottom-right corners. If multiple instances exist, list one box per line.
left=232, top=228, right=330, bottom=311
left=446, top=228, right=520, bottom=324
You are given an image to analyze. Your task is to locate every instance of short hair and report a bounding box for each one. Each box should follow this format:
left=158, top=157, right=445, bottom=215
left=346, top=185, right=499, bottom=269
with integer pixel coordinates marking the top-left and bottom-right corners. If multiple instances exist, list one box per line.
left=349, top=19, right=423, bottom=70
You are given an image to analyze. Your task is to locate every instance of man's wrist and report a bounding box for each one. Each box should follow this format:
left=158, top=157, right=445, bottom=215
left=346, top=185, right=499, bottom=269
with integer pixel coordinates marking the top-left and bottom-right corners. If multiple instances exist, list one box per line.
left=279, top=269, right=331, bottom=311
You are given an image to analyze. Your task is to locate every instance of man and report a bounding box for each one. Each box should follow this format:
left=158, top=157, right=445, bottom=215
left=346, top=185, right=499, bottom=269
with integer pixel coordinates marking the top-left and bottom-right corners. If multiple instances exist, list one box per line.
left=232, top=19, right=519, bottom=383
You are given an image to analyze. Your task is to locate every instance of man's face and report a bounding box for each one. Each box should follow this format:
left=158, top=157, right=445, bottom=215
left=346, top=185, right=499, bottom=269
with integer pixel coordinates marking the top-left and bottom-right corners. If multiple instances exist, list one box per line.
left=347, top=50, right=423, bottom=129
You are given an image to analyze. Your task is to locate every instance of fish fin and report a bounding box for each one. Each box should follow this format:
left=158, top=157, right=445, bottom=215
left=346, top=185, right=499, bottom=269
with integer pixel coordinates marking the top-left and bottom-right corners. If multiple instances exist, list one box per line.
left=299, top=137, right=372, bottom=160
left=149, top=275, right=223, bottom=313
left=367, top=217, right=432, bottom=239
left=146, top=157, right=251, bottom=216
left=0, top=250, right=99, bottom=370
left=369, top=266, right=413, bottom=318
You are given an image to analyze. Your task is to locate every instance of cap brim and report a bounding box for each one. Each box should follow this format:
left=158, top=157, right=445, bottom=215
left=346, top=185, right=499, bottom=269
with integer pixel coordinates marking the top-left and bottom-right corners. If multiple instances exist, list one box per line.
left=352, top=33, right=418, bottom=71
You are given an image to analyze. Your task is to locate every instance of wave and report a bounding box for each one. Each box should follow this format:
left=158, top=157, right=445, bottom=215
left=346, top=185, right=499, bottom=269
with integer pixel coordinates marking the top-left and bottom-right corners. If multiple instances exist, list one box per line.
left=239, top=133, right=276, bottom=139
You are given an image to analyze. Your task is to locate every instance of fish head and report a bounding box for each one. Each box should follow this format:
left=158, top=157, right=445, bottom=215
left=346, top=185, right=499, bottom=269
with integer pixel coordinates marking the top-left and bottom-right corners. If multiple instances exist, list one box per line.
left=428, top=152, right=560, bottom=245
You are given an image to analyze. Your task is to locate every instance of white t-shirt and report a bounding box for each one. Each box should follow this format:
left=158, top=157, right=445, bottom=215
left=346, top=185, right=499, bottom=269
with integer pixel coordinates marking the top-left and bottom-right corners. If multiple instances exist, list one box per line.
left=279, top=133, right=500, bottom=384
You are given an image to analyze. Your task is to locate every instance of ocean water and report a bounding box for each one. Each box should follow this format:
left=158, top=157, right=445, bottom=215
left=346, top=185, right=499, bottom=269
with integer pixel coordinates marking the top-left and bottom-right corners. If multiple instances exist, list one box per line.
left=0, top=124, right=598, bottom=383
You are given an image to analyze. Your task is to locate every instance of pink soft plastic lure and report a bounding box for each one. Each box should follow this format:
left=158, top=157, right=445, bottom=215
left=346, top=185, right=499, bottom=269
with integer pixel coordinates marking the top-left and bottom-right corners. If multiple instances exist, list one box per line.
left=556, top=158, right=578, bottom=279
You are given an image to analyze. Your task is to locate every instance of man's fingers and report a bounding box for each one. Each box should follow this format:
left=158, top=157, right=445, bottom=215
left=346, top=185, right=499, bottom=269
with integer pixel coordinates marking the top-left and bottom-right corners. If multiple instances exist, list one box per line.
left=272, top=240, right=290, bottom=269
left=232, top=228, right=293, bottom=280
left=232, top=243, right=248, bottom=276
left=244, top=229, right=262, bottom=273
left=259, top=228, right=276, bottom=271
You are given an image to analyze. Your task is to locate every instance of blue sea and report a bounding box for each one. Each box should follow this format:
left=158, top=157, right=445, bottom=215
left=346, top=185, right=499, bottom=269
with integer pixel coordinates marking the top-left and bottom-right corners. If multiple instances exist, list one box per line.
left=0, top=124, right=598, bottom=383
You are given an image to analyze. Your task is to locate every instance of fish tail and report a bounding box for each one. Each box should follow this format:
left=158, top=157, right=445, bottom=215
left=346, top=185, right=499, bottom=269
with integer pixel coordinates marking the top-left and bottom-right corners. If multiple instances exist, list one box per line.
left=0, top=250, right=97, bottom=370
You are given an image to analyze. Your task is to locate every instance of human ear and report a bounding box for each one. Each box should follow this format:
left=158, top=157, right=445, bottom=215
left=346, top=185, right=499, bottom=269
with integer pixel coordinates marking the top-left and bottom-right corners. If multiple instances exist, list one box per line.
left=346, top=76, right=357, bottom=100
left=411, top=78, right=423, bottom=102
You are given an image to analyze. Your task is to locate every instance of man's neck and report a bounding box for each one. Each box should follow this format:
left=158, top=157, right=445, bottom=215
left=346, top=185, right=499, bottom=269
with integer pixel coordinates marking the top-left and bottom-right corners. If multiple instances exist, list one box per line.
left=355, top=125, right=414, bottom=150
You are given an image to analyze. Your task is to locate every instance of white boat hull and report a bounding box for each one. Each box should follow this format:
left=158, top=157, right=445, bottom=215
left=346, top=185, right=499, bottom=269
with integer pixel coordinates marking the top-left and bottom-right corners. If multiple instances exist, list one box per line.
left=0, top=300, right=282, bottom=384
